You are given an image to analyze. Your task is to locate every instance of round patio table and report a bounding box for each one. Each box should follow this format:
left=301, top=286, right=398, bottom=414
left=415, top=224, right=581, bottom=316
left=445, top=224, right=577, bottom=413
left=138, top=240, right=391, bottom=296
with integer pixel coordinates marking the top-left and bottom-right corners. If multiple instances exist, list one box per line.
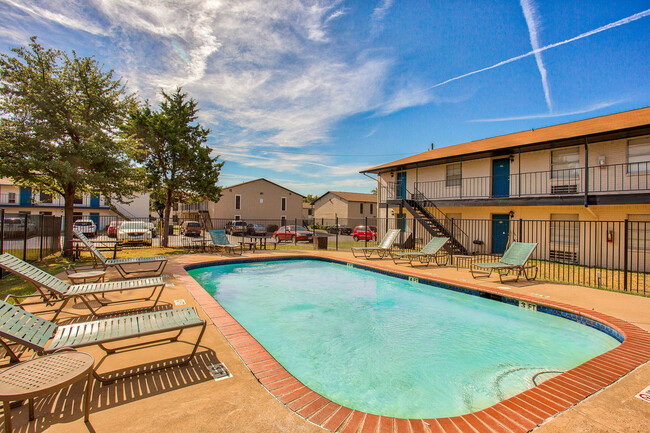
left=67, top=270, right=106, bottom=284
left=0, top=351, right=94, bottom=433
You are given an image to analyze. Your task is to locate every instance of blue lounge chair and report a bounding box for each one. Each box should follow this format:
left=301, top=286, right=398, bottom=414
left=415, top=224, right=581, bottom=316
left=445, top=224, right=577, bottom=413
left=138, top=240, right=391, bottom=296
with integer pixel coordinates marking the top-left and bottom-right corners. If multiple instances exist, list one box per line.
left=351, top=229, right=401, bottom=259
left=471, top=242, right=538, bottom=283
left=390, top=237, right=449, bottom=267
left=209, top=230, right=243, bottom=255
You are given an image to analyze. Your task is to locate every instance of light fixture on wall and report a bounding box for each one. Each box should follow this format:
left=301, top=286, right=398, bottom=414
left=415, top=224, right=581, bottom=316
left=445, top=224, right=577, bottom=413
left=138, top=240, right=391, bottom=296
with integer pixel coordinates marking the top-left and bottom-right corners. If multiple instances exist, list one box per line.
left=509, top=210, right=515, bottom=218
left=509, top=155, right=515, bottom=162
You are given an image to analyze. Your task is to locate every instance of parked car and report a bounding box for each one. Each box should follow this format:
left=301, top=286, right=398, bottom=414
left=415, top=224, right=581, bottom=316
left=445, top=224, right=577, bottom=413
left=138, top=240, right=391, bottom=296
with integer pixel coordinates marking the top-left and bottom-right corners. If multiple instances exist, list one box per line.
left=326, top=224, right=352, bottom=235
left=2, top=217, right=37, bottom=238
left=353, top=225, right=377, bottom=241
left=73, top=219, right=97, bottom=237
left=106, top=221, right=123, bottom=238
left=225, top=220, right=248, bottom=235
left=117, top=221, right=153, bottom=245
left=246, top=223, right=266, bottom=236
left=274, top=225, right=314, bottom=242
left=181, top=221, right=202, bottom=237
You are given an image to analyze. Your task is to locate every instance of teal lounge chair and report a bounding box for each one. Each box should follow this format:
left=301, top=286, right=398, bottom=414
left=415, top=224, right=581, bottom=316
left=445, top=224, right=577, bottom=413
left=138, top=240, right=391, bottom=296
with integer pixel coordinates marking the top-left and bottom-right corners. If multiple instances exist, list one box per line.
left=0, top=253, right=165, bottom=319
left=74, top=230, right=167, bottom=278
left=390, top=237, right=449, bottom=267
left=471, top=242, right=538, bottom=283
left=351, top=229, right=401, bottom=259
left=0, top=300, right=205, bottom=383
left=209, top=230, right=243, bottom=255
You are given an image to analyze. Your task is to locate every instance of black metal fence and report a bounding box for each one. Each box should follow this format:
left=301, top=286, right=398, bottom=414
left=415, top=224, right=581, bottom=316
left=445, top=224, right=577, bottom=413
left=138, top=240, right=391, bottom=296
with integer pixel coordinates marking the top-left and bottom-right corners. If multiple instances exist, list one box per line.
left=0, top=210, right=62, bottom=278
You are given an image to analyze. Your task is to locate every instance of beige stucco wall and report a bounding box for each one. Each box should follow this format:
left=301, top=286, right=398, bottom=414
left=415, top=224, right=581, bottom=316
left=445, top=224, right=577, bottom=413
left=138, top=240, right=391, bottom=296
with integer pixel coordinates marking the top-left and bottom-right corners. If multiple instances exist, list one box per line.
left=313, top=192, right=377, bottom=224
left=207, top=179, right=303, bottom=222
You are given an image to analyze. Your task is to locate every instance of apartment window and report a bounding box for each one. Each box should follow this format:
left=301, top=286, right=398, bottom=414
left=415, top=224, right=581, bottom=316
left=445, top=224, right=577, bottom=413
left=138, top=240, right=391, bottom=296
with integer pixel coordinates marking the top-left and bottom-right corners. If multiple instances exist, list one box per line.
left=234, top=215, right=241, bottom=221
left=627, top=138, right=650, bottom=174
left=235, top=195, right=241, bottom=210
left=73, top=212, right=83, bottom=221
left=74, top=195, right=83, bottom=205
left=551, top=148, right=580, bottom=179
left=628, top=215, right=650, bottom=250
left=360, top=203, right=364, bottom=214
left=550, top=214, right=579, bottom=245
left=370, top=203, right=374, bottom=214
left=307, top=208, right=313, bottom=216
left=39, top=192, right=52, bottom=203
left=446, top=163, right=461, bottom=187
left=281, top=197, right=286, bottom=211
left=7, top=192, right=16, bottom=204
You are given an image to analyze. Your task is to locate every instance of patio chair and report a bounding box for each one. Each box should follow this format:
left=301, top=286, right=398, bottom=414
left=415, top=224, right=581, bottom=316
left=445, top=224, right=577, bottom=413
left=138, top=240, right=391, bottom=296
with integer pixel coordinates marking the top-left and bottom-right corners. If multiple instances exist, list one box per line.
left=351, top=229, right=401, bottom=259
left=470, top=242, right=538, bottom=283
left=73, top=230, right=167, bottom=278
left=390, top=237, right=450, bottom=267
left=0, top=253, right=166, bottom=319
left=209, top=230, right=243, bottom=255
left=0, top=300, right=206, bottom=383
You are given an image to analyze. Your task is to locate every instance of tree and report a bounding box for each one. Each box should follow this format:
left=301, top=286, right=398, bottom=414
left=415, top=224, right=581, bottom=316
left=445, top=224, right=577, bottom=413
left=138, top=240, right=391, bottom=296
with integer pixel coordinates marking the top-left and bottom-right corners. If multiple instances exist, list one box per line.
left=303, top=194, right=318, bottom=204
left=0, top=37, right=142, bottom=257
left=370, top=188, right=377, bottom=195
left=127, top=88, right=224, bottom=247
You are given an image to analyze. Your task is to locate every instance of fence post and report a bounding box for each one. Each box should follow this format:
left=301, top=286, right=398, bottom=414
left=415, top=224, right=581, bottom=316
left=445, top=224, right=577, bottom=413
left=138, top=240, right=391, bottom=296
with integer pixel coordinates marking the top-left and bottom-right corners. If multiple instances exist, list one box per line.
left=623, top=219, right=628, bottom=292
left=518, top=218, right=523, bottom=242
left=294, top=218, right=297, bottom=245
left=39, top=214, right=44, bottom=260
left=22, top=213, right=28, bottom=261
left=335, top=216, right=339, bottom=251
left=365, top=216, right=368, bottom=247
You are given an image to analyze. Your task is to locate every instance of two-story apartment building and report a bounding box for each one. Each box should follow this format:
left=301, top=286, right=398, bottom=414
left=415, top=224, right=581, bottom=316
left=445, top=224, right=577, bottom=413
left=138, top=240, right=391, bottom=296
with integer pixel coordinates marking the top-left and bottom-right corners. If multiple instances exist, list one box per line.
left=178, top=178, right=304, bottom=224
left=313, top=191, right=377, bottom=222
left=363, top=107, right=650, bottom=269
left=0, top=178, right=150, bottom=226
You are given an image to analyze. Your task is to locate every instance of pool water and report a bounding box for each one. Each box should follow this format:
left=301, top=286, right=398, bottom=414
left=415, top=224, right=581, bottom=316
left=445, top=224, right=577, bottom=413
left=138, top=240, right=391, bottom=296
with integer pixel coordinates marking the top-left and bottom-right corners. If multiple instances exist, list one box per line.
left=188, top=259, right=619, bottom=418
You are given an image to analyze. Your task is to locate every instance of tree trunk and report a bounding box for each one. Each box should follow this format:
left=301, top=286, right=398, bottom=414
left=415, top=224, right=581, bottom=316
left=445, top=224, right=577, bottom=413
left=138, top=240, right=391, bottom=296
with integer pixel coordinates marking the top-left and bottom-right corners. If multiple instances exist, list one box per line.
left=62, top=185, right=76, bottom=257
left=162, top=189, right=173, bottom=248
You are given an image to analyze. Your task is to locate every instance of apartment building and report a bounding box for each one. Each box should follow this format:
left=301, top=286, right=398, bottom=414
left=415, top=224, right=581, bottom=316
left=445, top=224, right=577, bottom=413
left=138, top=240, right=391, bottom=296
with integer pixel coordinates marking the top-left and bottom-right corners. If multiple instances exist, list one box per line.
left=363, top=107, right=650, bottom=267
left=0, top=178, right=150, bottom=226
left=312, top=191, right=377, bottom=222
left=178, top=178, right=304, bottom=223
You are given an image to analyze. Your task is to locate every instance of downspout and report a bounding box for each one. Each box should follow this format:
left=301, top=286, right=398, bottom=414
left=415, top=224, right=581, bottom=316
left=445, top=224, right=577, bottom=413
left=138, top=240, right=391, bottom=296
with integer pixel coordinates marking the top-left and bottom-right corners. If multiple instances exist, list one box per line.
left=584, top=137, right=589, bottom=208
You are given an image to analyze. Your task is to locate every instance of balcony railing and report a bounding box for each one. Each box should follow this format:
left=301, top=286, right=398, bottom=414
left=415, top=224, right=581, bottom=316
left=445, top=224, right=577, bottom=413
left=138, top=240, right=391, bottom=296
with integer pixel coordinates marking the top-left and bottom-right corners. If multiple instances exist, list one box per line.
left=0, top=194, right=109, bottom=208
left=179, top=202, right=209, bottom=213
left=381, top=162, right=650, bottom=203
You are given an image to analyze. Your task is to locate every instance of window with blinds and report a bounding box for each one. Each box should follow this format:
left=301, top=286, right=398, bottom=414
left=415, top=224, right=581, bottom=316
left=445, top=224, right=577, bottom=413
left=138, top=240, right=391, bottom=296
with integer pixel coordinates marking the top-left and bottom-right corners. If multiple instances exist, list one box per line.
left=446, top=163, right=461, bottom=187
left=627, top=138, right=650, bottom=174
left=551, top=148, right=580, bottom=179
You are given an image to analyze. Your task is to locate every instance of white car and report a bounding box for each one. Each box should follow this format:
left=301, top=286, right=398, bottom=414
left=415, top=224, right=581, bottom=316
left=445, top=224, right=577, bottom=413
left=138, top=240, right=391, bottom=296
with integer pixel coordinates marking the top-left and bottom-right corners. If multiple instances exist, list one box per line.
left=117, top=221, right=153, bottom=245
left=73, top=219, right=97, bottom=237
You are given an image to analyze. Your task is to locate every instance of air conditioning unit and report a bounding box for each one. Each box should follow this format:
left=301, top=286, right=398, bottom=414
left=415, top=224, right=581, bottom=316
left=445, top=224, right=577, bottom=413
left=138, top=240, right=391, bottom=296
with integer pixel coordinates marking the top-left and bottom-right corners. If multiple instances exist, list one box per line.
left=551, top=184, right=578, bottom=194
left=549, top=249, right=578, bottom=264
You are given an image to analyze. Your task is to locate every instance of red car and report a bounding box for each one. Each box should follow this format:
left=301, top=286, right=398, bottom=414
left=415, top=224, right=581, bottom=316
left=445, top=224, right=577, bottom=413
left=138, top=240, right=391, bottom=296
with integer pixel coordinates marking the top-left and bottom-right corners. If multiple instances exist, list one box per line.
left=106, top=221, right=123, bottom=238
left=273, top=225, right=314, bottom=242
left=353, top=226, right=377, bottom=241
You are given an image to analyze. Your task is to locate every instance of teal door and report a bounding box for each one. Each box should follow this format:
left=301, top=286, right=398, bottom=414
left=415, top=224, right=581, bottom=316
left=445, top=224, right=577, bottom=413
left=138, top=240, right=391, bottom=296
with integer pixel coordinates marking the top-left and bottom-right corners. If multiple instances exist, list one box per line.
left=492, top=158, right=510, bottom=198
left=20, top=187, right=32, bottom=205
left=90, top=193, right=100, bottom=207
left=89, top=212, right=100, bottom=229
left=396, top=172, right=407, bottom=199
left=491, top=214, right=510, bottom=254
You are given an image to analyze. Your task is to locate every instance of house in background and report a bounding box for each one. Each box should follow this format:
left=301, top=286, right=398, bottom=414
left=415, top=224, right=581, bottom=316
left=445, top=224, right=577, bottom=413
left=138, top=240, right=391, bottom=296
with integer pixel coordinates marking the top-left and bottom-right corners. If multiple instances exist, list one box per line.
left=0, top=177, right=150, bottom=228
left=363, top=106, right=650, bottom=265
left=302, top=202, right=314, bottom=221
left=178, top=178, right=304, bottom=225
left=312, top=191, right=377, bottom=224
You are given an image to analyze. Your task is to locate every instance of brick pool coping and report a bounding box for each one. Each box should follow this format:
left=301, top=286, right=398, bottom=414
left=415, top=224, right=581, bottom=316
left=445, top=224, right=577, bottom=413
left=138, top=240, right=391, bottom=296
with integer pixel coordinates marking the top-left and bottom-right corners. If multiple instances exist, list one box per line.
left=173, top=255, right=650, bottom=433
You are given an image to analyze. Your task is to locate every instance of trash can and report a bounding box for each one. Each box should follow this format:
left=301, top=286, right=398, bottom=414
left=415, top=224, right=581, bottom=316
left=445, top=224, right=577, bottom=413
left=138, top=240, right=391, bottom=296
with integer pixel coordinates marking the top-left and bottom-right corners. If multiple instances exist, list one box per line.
left=314, top=236, right=328, bottom=250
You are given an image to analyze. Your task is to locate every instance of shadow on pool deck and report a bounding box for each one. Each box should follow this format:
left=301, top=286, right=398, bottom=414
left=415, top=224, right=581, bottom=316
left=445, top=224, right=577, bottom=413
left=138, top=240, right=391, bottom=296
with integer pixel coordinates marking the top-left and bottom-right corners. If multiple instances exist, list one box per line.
left=1, top=249, right=648, bottom=433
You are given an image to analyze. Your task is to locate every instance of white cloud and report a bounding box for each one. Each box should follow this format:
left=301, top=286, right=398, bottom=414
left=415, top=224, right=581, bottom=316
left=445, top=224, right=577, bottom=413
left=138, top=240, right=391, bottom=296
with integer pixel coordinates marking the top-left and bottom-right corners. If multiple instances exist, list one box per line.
left=469, top=99, right=627, bottom=122
left=370, top=0, right=394, bottom=37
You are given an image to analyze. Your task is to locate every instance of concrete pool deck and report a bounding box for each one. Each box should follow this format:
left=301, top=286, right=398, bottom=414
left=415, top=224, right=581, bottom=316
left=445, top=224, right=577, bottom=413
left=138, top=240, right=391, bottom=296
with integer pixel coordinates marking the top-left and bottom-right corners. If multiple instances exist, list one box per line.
left=3, top=249, right=649, bottom=432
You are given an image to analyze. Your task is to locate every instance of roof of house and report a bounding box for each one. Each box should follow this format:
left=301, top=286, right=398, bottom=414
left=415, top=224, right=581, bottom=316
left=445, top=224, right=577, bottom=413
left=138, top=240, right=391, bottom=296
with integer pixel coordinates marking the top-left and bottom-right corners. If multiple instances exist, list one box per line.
left=302, top=202, right=313, bottom=209
left=224, top=178, right=304, bottom=197
left=314, top=191, right=377, bottom=205
left=362, top=106, right=650, bottom=173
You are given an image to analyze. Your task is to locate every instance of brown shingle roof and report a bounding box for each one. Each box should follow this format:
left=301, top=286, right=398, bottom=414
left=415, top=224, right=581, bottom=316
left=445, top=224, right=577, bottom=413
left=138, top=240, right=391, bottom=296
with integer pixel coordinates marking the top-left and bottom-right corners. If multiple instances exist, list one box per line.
left=316, top=191, right=376, bottom=203
left=362, top=106, right=650, bottom=173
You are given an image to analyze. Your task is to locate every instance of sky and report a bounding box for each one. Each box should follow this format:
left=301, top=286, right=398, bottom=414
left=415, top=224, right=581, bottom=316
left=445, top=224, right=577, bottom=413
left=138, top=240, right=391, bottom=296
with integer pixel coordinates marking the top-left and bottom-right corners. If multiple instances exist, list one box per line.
left=1, top=0, right=649, bottom=197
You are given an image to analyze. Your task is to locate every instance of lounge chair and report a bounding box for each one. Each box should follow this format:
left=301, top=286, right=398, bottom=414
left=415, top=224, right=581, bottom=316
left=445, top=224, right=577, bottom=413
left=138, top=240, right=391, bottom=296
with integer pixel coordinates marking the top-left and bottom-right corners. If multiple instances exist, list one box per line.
left=0, top=300, right=206, bottom=383
left=470, top=242, right=538, bottom=283
left=209, top=230, right=243, bottom=255
left=390, top=237, right=449, bottom=267
left=0, top=253, right=166, bottom=319
left=351, top=229, right=401, bottom=259
left=73, top=230, right=167, bottom=278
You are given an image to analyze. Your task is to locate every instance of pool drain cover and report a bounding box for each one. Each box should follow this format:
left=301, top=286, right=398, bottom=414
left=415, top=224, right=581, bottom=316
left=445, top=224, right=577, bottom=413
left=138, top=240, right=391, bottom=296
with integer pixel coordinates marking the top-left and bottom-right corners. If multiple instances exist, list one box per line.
left=208, top=363, right=232, bottom=381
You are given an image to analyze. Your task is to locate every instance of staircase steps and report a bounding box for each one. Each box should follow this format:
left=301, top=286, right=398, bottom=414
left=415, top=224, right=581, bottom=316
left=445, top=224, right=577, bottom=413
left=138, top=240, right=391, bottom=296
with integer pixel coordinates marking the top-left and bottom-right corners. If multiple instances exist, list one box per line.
left=402, top=199, right=469, bottom=255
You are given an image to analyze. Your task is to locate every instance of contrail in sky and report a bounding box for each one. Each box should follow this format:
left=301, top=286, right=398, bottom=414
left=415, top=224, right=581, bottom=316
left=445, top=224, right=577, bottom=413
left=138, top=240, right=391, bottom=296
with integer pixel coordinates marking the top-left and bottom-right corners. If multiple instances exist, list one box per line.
left=520, top=0, right=552, bottom=111
left=427, top=8, right=650, bottom=91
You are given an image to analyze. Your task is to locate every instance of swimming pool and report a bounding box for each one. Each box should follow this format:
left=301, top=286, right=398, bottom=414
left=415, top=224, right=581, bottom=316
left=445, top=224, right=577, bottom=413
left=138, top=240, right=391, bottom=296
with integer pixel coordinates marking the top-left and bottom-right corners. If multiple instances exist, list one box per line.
left=188, top=258, right=619, bottom=418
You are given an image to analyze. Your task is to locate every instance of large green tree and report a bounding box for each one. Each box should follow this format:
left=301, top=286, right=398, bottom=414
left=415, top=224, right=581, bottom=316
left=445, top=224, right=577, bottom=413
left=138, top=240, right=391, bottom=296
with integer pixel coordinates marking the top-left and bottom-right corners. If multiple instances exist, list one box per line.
left=0, top=37, right=142, bottom=257
left=127, top=88, right=224, bottom=247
